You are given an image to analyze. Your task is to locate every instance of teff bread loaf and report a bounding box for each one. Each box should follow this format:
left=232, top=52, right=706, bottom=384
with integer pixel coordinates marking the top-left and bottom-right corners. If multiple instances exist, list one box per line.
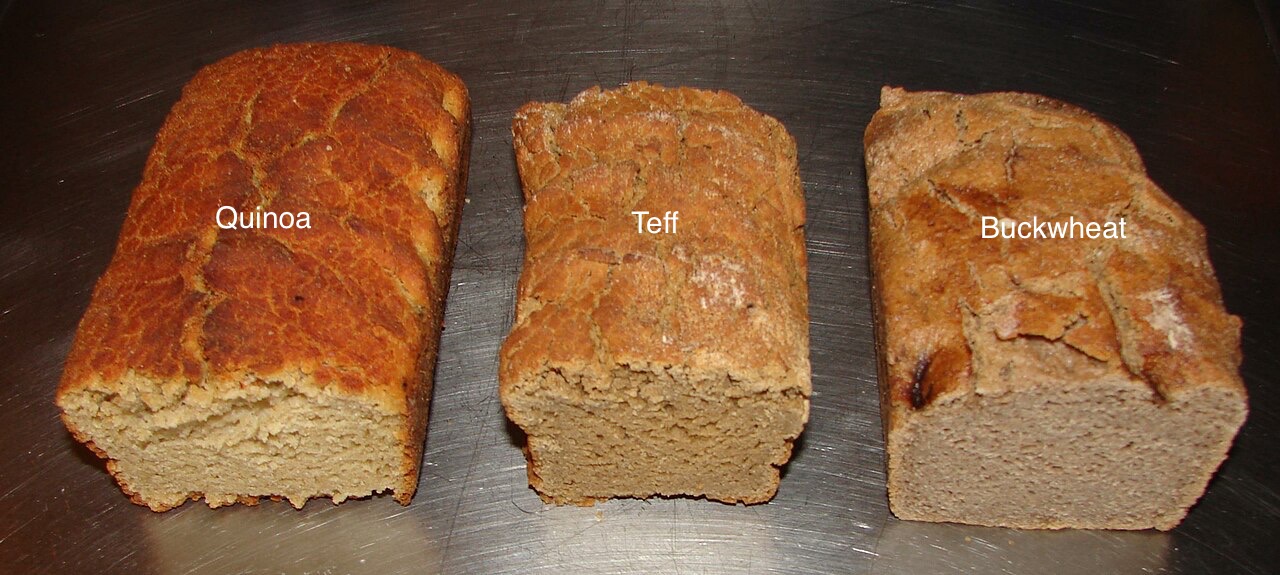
left=865, top=87, right=1247, bottom=530
left=56, top=43, right=470, bottom=511
left=500, top=82, right=811, bottom=505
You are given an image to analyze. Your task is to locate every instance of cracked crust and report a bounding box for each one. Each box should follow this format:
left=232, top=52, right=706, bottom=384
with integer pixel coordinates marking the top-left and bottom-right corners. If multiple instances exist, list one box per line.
left=499, top=82, right=810, bottom=504
left=56, top=43, right=470, bottom=510
left=865, top=87, right=1247, bottom=530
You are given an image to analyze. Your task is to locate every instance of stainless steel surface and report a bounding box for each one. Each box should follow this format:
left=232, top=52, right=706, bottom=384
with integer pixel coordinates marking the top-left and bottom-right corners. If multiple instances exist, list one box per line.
left=1, top=1, right=1277, bottom=573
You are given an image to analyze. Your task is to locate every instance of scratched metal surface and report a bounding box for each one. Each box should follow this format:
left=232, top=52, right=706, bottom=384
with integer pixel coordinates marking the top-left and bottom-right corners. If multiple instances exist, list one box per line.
left=1, top=1, right=1277, bottom=573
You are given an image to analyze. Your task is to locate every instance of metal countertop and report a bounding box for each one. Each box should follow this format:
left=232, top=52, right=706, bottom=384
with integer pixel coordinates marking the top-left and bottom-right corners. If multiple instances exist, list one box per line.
left=1, top=1, right=1277, bottom=574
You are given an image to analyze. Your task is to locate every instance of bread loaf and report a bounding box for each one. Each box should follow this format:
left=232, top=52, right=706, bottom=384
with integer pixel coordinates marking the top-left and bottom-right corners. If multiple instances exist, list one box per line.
left=500, top=82, right=810, bottom=505
left=56, top=43, right=470, bottom=510
left=865, top=87, right=1247, bottom=530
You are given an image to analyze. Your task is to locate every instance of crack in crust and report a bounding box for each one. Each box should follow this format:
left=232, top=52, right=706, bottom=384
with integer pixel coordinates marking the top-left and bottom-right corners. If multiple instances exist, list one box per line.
left=865, top=86, right=1245, bottom=411
left=502, top=82, right=810, bottom=395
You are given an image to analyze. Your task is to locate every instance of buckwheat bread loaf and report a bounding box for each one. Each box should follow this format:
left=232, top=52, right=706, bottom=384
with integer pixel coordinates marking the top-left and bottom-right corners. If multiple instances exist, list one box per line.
left=865, top=87, right=1247, bottom=530
left=500, top=82, right=810, bottom=505
left=56, top=43, right=470, bottom=511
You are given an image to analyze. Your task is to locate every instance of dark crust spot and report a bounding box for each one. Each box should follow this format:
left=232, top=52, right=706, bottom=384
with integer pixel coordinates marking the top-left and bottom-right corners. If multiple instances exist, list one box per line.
left=910, top=355, right=932, bottom=410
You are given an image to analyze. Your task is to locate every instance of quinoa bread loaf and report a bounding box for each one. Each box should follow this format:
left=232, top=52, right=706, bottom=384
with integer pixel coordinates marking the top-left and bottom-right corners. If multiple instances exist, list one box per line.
left=56, top=43, right=470, bottom=510
left=500, top=82, right=811, bottom=505
left=864, top=87, right=1247, bottom=530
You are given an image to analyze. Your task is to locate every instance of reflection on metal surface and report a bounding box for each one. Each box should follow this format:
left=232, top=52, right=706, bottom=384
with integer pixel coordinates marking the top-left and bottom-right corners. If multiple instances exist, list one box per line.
left=147, top=502, right=439, bottom=574
left=469, top=500, right=792, bottom=574
left=871, top=518, right=1170, bottom=574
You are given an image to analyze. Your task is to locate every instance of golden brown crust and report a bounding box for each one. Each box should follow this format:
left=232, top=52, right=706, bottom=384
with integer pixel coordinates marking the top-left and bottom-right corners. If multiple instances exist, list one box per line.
left=56, top=43, right=470, bottom=508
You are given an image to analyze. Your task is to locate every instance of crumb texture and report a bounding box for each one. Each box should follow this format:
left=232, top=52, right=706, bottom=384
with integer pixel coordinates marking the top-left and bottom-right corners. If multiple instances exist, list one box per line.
left=865, top=87, right=1247, bottom=530
left=500, top=82, right=810, bottom=505
left=57, top=43, right=470, bottom=511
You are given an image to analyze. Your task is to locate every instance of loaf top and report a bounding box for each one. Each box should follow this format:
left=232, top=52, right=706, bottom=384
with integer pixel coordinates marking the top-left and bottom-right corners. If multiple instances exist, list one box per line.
left=865, top=87, right=1245, bottom=414
left=58, top=43, right=468, bottom=410
left=501, top=82, right=809, bottom=392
